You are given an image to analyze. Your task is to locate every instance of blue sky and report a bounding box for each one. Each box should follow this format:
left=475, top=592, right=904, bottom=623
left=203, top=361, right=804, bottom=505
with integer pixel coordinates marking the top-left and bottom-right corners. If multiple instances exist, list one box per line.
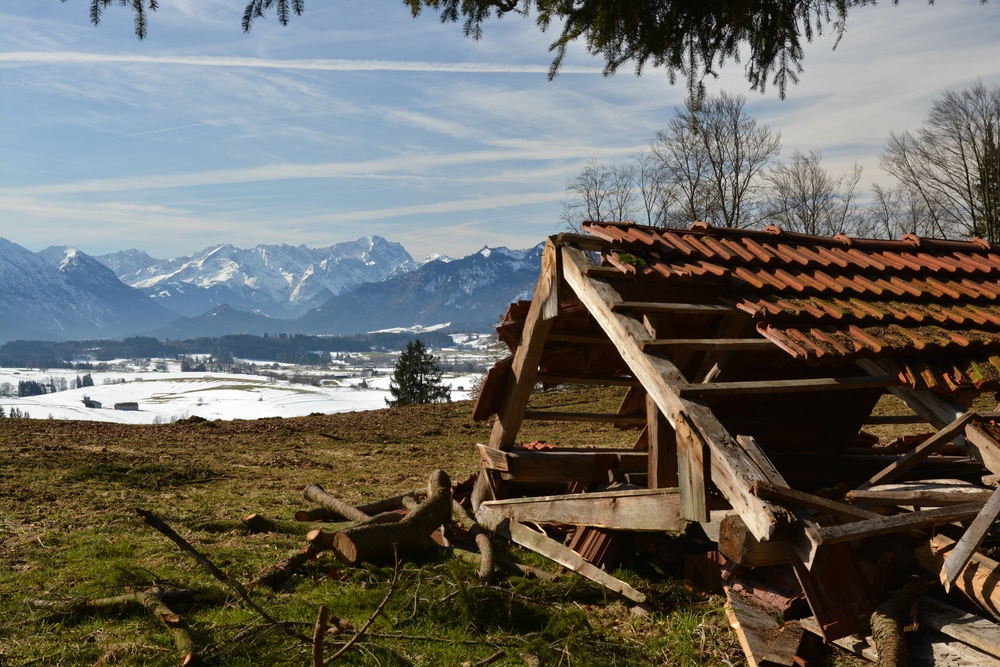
left=1, top=1, right=998, bottom=261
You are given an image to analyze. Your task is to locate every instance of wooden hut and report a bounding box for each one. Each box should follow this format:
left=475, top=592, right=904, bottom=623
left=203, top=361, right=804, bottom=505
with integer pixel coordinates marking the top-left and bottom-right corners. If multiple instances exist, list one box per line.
left=471, top=222, right=1000, bottom=664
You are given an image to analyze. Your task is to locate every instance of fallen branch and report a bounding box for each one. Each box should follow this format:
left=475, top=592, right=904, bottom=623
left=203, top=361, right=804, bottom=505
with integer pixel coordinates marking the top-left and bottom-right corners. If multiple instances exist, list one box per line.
left=453, top=549, right=560, bottom=582
left=295, top=490, right=428, bottom=523
left=323, top=549, right=401, bottom=665
left=453, top=500, right=495, bottom=584
left=313, top=605, right=329, bottom=667
left=303, top=484, right=371, bottom=522
left=192, top=513, right=314, bottom=535
left=30, top=588, right=199, bottom=665
left=135, top=508, right=310, bottom=644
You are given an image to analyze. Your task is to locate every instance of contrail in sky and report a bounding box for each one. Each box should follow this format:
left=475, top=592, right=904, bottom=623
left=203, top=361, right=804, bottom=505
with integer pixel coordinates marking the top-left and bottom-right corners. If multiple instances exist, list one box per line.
left=0, top=51, right=604, bottom=74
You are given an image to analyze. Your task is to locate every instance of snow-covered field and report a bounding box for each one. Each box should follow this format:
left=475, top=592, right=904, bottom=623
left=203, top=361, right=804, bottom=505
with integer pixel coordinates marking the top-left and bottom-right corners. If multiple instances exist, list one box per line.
left=0, top=364, right=481, bottom=425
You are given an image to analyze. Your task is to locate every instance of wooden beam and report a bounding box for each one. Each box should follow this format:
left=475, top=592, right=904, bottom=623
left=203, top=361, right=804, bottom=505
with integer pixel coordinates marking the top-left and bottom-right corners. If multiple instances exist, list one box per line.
left=474, top=239, right=560, bottom=507
left=561, top=244, right=794, bottom=542
left=856, top=410, right=975, bottom=490
left=521, top=411, right=646, bottom=425
left=863, top=414, right=927, bottom=425
left=847, top=487, right=996, bottom=507
left=642, top=338, right=775, bottom=352
left=964, top=422, right=1000, bottom=478
left=752, top=481, right=882, bottom=522
left=943, top=486, right=1000, bottom=592
left=647, top=393, right=678, bottom=488
left=545, top=332, right=612, bottom=345
left=475, top=444, right=647, bottom=484
left=481, top=488, right=687, bottom=532
left=611, top=301, right=737, bottom=315
left=817, top=502, right=985, bottom=545
left=487, top=239, right=561, bottom=452
left=678, top=375, right=898, bottom=397
left=476, top=505, right=646, bottom=602
left=857, top=358, right=966, bottom=427
left=735, top=435, right=787, bottom=487
left=725, top=587, right=803, bottom=667
left=718, top=514, right=790, bottom=567
left=535, top=373, right=640, bottom=387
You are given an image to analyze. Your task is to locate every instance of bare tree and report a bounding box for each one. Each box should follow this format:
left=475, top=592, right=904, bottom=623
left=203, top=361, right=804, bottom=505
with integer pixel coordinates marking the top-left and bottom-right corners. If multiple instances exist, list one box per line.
left=880, top=80, right=1000, bottom=241
left=633, top=149, right=674, bottom=226
left=652, top=93, right=781, bottom=228
left=561, top=158, right=639, bottom=230
left=763, top=150, right=863, bottom=236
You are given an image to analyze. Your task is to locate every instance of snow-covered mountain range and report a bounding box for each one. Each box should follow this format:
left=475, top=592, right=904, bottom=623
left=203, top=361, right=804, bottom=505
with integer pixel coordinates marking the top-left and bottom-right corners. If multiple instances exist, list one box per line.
left=0, top=236, right=540, bottom=343
left=97, top=237, right=418, bottom=318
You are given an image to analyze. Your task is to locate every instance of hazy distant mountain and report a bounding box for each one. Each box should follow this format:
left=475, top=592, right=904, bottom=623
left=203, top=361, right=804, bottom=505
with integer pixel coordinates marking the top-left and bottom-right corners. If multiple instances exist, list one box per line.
left=146, top=304, right=280, bottom=339
left=96, top=237, right=417, bottom=318
left=0, top=239, right=178, bottom=343
left=296, top=244, right=543, bottom=334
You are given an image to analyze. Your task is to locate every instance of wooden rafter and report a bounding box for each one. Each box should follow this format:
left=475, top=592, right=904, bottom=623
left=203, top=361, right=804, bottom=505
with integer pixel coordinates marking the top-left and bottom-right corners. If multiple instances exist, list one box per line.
left=560, top=243, right=794, bottom=542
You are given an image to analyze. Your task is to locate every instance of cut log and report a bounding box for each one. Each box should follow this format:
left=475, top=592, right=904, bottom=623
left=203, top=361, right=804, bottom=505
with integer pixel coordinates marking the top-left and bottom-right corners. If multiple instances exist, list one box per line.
left=870, top=579, right=932, bottom=667
left=333, top=470, right=452, bottom=565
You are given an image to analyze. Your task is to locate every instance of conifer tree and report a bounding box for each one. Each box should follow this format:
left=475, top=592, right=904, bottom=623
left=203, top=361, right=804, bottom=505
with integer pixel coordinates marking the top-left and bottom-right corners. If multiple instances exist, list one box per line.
left=386, top=340, right=451, bottom=408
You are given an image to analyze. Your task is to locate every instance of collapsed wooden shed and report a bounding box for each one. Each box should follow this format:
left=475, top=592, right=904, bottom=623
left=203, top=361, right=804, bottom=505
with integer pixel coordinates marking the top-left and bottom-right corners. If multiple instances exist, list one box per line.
left=471, top=221, right=1000, bottom=665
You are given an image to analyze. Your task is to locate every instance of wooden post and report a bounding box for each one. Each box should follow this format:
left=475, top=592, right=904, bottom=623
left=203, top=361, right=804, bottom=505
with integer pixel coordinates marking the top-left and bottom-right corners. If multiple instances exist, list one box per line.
left=646, top=393, right=677, bottom=488
left=676, top=412, right=710, bottom=522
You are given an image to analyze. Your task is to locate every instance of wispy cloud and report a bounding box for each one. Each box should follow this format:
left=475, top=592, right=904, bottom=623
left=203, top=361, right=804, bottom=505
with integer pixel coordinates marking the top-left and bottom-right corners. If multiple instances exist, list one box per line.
left=0, top=51, right=605, bottom=75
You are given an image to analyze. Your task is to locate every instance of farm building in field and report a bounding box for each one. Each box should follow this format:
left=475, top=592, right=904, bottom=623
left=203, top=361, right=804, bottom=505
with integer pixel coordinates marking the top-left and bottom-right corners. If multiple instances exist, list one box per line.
left=471, top=221, right=1000, bottom=665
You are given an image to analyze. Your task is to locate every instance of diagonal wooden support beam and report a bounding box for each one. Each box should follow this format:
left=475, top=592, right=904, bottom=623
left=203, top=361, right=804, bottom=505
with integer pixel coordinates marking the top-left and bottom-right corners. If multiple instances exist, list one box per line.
left=476, top=504, right=645, bottom=602
left=943, top=486, right=1000, bottom=593
left=561, top=244, right=794, bottom=543
left=856, top=411, right=975, bottom=491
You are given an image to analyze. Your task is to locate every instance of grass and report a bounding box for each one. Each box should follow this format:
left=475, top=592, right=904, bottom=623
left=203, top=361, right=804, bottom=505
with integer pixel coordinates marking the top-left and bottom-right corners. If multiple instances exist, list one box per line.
left=0, top=386, right=864, bottom=666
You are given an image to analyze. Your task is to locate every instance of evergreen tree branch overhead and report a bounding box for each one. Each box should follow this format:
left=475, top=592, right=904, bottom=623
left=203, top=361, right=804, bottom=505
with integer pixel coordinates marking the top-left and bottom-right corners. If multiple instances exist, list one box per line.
left=60, top=0, right=986, bottom=98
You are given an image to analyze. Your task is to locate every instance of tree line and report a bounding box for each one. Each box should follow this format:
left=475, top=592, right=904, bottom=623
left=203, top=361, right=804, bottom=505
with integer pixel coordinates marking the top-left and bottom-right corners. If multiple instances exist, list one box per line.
left=0, top=332, right=456, bottom=369
left=562, top=81, right=1000, bottom=242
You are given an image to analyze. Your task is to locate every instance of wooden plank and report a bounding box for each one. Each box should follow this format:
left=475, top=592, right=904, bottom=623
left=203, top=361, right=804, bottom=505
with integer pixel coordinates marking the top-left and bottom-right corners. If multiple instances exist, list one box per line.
left=612, top=301, right=737, bottom=314
left=647, top=393, right=678, bottom=488
left=678, top=375, right=899, bottom=397
left=475, top=505, right=646, bottom=602
left=471, top=355, right=513, bottom=422
left=964, top=422, right=1000, bottom=478
left=545, top=332, right=613, bottom=345
left=817, top=502, right=986, bottom=545
left=561, top=244, right=794, bottom=543
left=481, top=488, right=687, bottom=532
left=917, top=533, right=1000, bottom=622
left=944, top=486, right=1000, bottom=592
left=535, top=373, right=641, bottom=387
left=641, top=338, right=775, bottom=352
left=752, top=481, right=882, bottom=522
left=724, top=587, right=803, bottom=667
left=847, top=487, right=996, bottom=507
left=521, top=411, right=646, bottom=425
left=919, top=596, right=1000, bottom=660
left=788, top=542, right=877, bottom=641
left=676, top=411, right=710, bottom=522
left=857, top=411, right=975, bottom=491
left=475, top=444, right=647, bottom=484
